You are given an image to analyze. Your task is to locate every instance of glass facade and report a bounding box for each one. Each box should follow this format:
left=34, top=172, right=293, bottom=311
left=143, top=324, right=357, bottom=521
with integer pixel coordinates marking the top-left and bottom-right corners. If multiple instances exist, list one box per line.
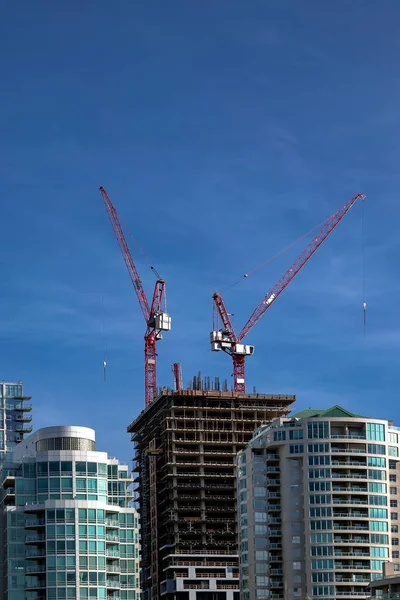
left=1, top=426, right=139, bottom=600
left=0, top=381, right=32, bottom=461
left=238, top=410, right=400, bottom=600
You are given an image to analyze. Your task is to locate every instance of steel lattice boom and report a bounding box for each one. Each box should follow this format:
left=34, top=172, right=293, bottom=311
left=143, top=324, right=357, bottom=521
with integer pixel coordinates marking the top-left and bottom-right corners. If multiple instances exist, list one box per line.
left=211, top=193, right=365, bottom=393
left=100, top=187, right=171, bottom=406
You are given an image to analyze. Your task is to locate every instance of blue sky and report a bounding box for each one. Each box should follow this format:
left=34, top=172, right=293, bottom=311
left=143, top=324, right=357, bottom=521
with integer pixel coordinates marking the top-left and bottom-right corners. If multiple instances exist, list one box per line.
left=1, top=1, right=399, bottom=463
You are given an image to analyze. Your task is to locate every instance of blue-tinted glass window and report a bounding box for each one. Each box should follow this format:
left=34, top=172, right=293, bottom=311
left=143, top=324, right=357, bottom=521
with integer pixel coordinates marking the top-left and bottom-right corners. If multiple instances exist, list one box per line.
left=308, top=422, right=329, bottom=440
left=367, top=423, right=385, bottom=442
left=290, top=444, right=304, bottom=454
left=368, top=457, right=386, bottom=467
left=368, top=444, right=386, bottom=455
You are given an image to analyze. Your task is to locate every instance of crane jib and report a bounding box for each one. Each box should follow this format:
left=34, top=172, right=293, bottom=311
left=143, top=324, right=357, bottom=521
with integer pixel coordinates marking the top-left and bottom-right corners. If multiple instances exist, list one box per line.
left=211, top=192, right=365, bottom=393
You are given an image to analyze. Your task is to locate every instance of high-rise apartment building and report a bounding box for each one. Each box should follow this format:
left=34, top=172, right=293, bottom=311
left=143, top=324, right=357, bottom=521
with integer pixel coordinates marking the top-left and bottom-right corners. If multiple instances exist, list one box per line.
left=0, top=425, right=139, bottom=600
left=128, top=388, right=295, bottom=600
left=237, top=405, right=400, bottom=600
left=0, top=380, right=32, bottom=461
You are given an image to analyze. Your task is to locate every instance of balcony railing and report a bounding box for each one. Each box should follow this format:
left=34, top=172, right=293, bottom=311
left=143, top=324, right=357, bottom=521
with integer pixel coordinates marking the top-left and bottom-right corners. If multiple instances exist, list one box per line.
left=333, top=499, right=368, bottom=505
left=333, top=525, right=369, bottom=531
left=366, top=595, right=400, bottom=600
left=334, top=551, right=369, bottom=557
left=332, top=448, right=366, bottom=454
left=331, top=434, right=367, bottom=440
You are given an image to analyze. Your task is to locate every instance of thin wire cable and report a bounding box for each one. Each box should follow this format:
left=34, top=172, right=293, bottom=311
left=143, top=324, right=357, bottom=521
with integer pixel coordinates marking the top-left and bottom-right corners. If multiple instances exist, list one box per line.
left=222, top=218, right=327, bottom=292
left=101, top=293, right=108, bottom=382
left=126, top=226, right=161, bottom=279
left=361, top=200, right=367, bottom=334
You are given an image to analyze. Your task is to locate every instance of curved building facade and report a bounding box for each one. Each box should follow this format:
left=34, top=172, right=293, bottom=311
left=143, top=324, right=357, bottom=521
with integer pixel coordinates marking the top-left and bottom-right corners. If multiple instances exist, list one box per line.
left=1, top=425, right=139, bottom=600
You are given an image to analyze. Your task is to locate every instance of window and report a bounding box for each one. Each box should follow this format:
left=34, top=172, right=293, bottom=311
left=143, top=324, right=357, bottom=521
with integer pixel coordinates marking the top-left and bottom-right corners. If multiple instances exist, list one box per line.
left=312, top=586, right=334, bottom=596
left=368, top=482, right=387, bottom=493
left=369, top=495, right=387, bottom=506
left=311, top=533, right=333, bottom=544
left=293, top=562, right=301, bottom=570
left=310, top=494, right=331, bottom=505
left=309, top=482, right=331, bottom=492
left=308, top=443, right=329, bottom=453
left=393, top=551, right=400, bottom=559
left=256, top=551, right=267, bottom=560
left=369, top=508, right=388, bottom=519
left=391, top=500, right=398, bottom=508
left=308, top=422, right=329, bottom=439
left=392, top=525, right=398, bottom=533
left=368, top=469, right=386, bottom=480
left=371, top=560, right=386, bottom=571
left=389, top=446, right=399, bottom=457
left=290, top=444, right=304, bottom=454
left=309, top=456, right=330, bottom=466
left=311, top=559, right=334, bottom=569
left=273, top=431, right=286, bottom=441
left=310, top=520, right=332, bottom=530
left=393, top=538, right=399, bottom=546
left=370, top=521, right=388, bottom=531
left=311, top=546, right=333, bottom=556
left=389, top=432, right=398, bottom=444
left=254, top=512, right=267, bottom=523
left=310, top=507, right=332, bottom=517
left=309, top=468, right=331, bottom=479
left=368, top=457, right=386, bottom=467
left=392, top=513, right=398, bottom=520
left=37, top=462, right=48, bottom=476
left=292, top=536, right=300, bottom=544
left=312, top=573, right=334, bottom=582
left=256, top=563, right=268, bottom=574
left=255, top=525, right=267, bottom=534
left=368, top=444, right=386, bottom=455
left=61, top=461, right=73, bottom=475
left=371, top=547, right=389, bottom=557
left=390, top=474, right=397, bottom=482
left=391, top=487, right=398, bottom=495
left=289, top=430, right=304, bottom=440
left=371, top=534, right=389, bottom=544
left=367, top=423, right=385, bottom=442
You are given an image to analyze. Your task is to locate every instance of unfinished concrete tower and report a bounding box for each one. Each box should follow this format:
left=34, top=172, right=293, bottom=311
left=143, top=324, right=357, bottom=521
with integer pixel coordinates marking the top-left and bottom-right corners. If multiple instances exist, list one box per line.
left=128, top=386, right=295, bottom=600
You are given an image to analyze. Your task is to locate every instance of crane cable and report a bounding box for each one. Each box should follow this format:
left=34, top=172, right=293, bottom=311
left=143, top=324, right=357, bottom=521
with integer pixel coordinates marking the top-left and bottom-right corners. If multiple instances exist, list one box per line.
left=125, top=226, right=162, bottom=279
left=222, top=217, right=328, bottom=293
left=101, top=292, right=108, bottom=382
left=361, top=200, right=367, bottom=334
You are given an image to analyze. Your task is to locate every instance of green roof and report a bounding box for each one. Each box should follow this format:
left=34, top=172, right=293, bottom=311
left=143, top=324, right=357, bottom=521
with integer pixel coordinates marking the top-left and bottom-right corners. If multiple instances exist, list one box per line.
left=291, top=405, right=366, bottom=419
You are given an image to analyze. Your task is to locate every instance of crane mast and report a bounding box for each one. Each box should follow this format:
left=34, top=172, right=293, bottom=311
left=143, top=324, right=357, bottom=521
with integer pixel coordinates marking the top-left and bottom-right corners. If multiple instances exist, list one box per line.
left=100, top=186, right=171, bottom=406
left=211, top=193, right=365, bottom=393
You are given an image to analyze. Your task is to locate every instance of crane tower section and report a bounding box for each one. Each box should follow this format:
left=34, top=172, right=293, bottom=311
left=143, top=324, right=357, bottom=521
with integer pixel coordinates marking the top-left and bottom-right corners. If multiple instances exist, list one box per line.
left=100, top=186, right=171, bottom=406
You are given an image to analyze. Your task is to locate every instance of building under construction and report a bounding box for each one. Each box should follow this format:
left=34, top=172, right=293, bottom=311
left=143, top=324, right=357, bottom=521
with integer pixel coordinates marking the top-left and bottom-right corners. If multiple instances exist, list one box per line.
left=128, top=382, right=295, bottom=600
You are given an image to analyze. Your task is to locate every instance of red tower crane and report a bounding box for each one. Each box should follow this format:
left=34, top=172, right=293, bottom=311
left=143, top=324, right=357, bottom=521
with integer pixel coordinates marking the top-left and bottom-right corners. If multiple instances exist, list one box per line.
left=100, top=186, right=171, bottom=406
left=211, top=193, right=365, bottom=393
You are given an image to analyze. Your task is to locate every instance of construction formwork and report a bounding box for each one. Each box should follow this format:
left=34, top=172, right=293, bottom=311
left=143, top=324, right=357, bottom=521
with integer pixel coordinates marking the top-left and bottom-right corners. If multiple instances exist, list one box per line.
left=128, top=388, right=295, bottom=600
